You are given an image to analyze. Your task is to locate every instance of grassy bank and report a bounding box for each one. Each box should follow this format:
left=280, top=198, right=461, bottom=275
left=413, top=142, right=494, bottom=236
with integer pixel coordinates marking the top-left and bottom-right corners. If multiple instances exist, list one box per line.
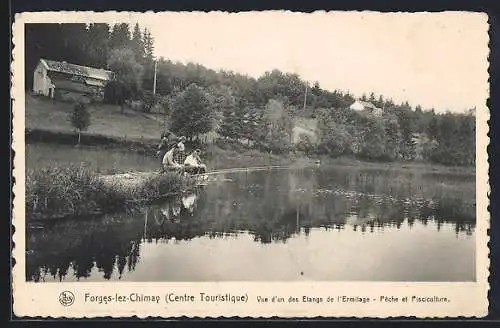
left=26, top=94, right=161, bottom=141
left=26, top=128, right=475, bottom=178
left=26, top=165, right=194, bottom=221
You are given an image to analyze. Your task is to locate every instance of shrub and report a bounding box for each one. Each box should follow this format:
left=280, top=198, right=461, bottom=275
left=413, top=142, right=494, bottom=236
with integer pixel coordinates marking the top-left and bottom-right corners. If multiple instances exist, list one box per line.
left=26, top=165, right=125, bottom=220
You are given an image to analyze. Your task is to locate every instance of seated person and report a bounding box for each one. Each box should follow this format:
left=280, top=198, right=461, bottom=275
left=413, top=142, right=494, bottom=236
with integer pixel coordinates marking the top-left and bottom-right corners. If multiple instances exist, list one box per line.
left=162, top=144, right=184, bottom=173
left=156, top=136, right=169, bottom=166
left=156, top=131, right=178, bottom=167
left=176, top=136, right=187, bottom=151
left=184, top=149, right=207, bottom=174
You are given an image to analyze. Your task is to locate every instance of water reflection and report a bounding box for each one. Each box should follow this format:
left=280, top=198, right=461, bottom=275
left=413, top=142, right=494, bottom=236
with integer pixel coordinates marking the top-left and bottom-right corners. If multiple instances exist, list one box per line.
left=26, top=166, right=476, bottom=282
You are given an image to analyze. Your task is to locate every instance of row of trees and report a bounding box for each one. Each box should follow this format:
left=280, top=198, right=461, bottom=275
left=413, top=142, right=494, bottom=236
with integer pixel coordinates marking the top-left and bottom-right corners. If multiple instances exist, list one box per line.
left=167, top=82, right=475, bottom=167
left=167, top=83, right=295, bottom=154
left=312, top=106, right=475, bottom=166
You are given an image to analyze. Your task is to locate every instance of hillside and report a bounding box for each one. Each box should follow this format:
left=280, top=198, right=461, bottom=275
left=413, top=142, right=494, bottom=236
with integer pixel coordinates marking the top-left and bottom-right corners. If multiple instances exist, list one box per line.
left=26, top=93, right=321, bottom=148
left=25, top=94, right=163, bottom=142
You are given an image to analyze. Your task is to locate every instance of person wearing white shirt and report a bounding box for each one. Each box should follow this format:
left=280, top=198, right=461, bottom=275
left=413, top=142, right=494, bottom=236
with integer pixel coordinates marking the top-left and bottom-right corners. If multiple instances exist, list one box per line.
left=184, top=149, right=207, bottom=174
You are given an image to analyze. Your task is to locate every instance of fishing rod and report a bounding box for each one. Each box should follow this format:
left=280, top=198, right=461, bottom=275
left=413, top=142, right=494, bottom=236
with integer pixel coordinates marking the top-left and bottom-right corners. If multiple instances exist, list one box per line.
left=191, top=165, right=290, bottom=177
left=102, top=164, right=292, bottom=180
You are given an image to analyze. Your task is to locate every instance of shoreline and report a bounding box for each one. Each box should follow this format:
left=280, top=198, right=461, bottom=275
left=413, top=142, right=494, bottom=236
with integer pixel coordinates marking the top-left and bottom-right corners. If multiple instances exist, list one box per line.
left=26, top=128, right=476, bottom=176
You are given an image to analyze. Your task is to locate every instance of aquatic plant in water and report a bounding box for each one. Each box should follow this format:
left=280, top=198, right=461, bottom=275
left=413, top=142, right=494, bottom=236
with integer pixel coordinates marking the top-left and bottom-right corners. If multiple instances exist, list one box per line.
left=26, top=165, right=192, bottom=220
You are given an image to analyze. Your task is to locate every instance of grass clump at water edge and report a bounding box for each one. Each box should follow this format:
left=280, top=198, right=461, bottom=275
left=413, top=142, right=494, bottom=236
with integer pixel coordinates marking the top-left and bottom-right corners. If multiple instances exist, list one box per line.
left=132, top=172, right=195, bottom=202
left=26, top=165, right=193, bottom=221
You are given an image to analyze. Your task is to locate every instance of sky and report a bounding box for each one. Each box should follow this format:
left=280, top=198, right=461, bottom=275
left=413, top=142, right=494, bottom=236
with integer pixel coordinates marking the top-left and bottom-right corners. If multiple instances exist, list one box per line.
left=100, top=11, right=488, bottom=112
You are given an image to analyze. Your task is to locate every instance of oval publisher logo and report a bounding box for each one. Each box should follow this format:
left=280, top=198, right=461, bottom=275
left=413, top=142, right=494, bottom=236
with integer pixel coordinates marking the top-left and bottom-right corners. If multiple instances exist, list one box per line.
left=59, top=291, right=75, bottom=307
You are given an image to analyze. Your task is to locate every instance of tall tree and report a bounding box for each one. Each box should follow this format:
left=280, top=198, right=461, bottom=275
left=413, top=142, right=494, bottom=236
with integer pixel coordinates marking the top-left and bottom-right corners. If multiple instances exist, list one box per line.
left=357, top=113, right=386, bottom=160
left=377, top=95, right=384, bottom=108
left=259, top=99, right=294, bottom=152
left=106, top=48, right=144, bottom=112
left=25, top=24, right=63, bottom=90
left=68, top=102, right=91, bottom=145
left=394, top=108, right=416, bottom=160
left=109, top=23, right=131, bottom=50
left=169, top=83, right=214, bottom=141
left=59, top=24, right=89, bottom=65
left=141, top=28, right=156, bottom=94
left=317, top=111, right=353, bottom=157
left=86, top=23, right=111, bottom=68
left=383, top=113, right=401, bottom=160
left=130, top=23, right=145, bottom=62
left=143, top=28, right=155, bottom=63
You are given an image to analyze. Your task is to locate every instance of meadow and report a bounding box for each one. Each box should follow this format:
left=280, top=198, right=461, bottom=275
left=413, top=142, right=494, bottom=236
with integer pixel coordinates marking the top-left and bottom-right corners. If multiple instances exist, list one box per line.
left=26, top=94, right=162, bottom=142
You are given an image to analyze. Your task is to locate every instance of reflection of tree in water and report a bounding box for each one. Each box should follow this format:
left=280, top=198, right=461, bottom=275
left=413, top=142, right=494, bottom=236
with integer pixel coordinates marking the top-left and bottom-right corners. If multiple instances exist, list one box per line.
left=26, top=215, right=145, bottom=282
left=26, top=167, right=476, bottom=282
left=144, top=168, right=475, bottom=242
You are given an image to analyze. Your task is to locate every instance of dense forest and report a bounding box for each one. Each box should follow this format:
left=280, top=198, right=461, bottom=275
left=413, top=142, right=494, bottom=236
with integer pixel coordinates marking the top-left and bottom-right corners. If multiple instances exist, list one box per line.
left=25, top=23, right=476, bottom=166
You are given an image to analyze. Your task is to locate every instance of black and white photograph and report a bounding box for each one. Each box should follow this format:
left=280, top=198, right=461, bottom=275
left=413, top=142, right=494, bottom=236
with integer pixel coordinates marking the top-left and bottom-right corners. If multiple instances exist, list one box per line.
left=12, top=10, right=490, bottom=318
left=21, top=12, right=484, bottom=282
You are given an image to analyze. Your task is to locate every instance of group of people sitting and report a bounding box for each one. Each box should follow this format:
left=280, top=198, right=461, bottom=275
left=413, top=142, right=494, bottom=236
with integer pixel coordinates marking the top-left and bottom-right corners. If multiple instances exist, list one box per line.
left=156, top=132, right=207, bottom=175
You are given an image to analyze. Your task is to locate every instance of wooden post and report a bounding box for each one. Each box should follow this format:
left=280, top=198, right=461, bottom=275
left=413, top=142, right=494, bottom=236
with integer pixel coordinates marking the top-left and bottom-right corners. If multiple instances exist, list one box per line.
left=303, top=82, right=308, bottom=110
left=153, top=60, right=157, bottom=95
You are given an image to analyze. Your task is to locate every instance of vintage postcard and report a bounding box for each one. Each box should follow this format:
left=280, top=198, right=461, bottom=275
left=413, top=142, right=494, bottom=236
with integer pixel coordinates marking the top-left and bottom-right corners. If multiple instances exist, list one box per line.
left=11, top=11, right=490, bottom=318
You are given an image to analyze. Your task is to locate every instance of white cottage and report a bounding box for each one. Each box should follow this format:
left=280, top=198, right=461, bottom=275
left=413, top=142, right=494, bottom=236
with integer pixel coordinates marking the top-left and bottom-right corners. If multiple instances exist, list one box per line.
left=349, top=99, right=383, bottom=117
left=33, top=58, right=114, bottom=102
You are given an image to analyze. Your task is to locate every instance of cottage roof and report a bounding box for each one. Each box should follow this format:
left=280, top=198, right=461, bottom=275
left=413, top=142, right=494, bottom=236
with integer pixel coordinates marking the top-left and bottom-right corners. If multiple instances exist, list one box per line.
left=40, top=58, right=114, bottom=81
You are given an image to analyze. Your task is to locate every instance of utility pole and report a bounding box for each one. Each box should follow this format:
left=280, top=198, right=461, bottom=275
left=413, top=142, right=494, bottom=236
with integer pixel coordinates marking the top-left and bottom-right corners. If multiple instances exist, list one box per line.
left=153, top=59, right=157, bottom=95
left=303, top=81, right=308, bottom=110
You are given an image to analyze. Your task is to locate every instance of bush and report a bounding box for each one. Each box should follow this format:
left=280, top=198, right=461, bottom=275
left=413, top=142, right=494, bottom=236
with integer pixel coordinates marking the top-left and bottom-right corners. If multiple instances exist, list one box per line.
left=26, top=165, right=127, bottom=220
left=141, top=90, right=160, bottom=113
left=295, top=134, right=316, bottom=156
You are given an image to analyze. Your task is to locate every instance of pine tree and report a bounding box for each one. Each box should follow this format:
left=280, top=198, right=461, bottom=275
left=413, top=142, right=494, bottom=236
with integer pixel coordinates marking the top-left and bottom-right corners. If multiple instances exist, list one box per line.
left=143, top=28, right=155, bottom=63
left=109, top=23, right=131, bottom=50
left=131, top=23, right=145, bottom=63
left=377, top=95, right=384, bottom=108
left=59, top=24, right=89, bottom=65
left=86, top=23, right=111, bottom=68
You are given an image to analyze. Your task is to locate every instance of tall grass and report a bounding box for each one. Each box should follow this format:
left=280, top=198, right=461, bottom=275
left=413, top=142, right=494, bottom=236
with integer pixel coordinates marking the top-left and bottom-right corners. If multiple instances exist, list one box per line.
left=26, top=165, right=192, bottom=221
left=133, top=172, right=195, bottom=201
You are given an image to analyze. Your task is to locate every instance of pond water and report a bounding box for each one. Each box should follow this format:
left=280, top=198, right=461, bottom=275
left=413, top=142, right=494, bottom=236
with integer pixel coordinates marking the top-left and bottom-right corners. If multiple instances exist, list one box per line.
left=26, top=143, right=160, bottom=173
left=26, top=165, right=476, bottom=282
